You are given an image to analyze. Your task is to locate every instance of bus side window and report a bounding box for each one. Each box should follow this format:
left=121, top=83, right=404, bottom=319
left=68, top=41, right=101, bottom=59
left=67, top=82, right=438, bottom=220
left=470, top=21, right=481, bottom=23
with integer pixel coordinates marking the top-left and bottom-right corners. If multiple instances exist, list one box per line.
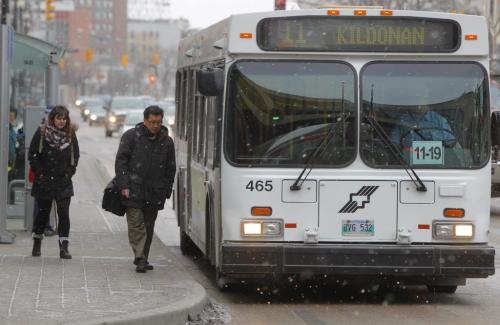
left=175, top=71, right=182, bottom=139
left=492, top=112, right=500, bottom=147
left=180, top=70, right=188, bottom=140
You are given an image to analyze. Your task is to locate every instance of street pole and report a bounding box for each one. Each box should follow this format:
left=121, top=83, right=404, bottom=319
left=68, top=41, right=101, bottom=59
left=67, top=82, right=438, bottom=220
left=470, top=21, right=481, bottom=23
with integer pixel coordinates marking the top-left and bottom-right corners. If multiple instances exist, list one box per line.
left=45, top=51, right=59, bottom=106
left=0, top=24, right=15, bottom=243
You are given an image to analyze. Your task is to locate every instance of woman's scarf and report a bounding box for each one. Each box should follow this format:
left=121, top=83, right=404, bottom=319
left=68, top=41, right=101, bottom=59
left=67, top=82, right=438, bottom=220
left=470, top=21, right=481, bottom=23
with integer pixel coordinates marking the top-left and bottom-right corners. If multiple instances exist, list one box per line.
left=44, top=124, right=72, bottom=150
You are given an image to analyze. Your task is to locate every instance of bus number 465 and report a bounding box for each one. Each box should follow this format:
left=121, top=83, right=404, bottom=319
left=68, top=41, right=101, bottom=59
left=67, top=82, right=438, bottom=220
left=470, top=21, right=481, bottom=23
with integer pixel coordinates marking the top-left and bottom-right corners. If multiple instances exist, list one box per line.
left=246, top=180, right=273, bottom=192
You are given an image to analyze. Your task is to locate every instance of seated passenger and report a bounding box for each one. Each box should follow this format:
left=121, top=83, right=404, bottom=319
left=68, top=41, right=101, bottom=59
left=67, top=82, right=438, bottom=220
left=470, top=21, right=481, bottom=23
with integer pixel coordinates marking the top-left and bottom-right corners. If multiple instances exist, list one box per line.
left=389, top=105, right=456, bottom=148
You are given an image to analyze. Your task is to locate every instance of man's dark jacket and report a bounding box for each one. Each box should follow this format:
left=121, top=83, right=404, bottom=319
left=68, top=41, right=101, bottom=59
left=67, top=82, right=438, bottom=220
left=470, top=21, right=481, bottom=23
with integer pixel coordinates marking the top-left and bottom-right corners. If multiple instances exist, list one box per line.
left=28, top=127, right=80, bottom=200
left=115, top=123, right=176, bottom=210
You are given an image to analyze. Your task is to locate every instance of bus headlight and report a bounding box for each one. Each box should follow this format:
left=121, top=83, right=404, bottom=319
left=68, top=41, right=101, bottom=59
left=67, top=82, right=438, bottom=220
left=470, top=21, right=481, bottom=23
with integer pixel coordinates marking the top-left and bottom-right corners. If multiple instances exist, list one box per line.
left=455, top=224, right=474, bottom=237
left=90, top=114, right=97, bottom=121
left=243, top=222, right=261, bottom=235
left=433, top=222, right=474, bottom=239
left=84, top=109, right=90, bottom=115
left=241, top=220, right=282, bottom=237
left=108, top=115, right=117, bottom=123
left=167, top=118, right=175, bottom=126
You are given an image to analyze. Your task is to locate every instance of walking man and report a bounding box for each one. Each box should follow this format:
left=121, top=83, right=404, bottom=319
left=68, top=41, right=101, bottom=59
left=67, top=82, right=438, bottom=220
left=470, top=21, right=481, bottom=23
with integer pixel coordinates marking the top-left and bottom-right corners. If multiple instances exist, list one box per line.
left=115, top=106, right=176, bottom=273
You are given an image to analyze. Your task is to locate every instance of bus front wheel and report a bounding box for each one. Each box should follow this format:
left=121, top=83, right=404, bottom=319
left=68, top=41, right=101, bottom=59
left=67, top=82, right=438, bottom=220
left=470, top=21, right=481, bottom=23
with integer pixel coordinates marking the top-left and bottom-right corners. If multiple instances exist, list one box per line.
left=216, top=267, right=232, bottom=291
left=180, top=229, right=196, bottom=255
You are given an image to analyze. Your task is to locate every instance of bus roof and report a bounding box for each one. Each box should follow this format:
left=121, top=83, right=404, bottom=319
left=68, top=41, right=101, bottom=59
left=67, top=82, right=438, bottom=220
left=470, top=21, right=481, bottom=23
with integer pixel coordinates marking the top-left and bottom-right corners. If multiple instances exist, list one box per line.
left=177, top=9, right=488, bottom=68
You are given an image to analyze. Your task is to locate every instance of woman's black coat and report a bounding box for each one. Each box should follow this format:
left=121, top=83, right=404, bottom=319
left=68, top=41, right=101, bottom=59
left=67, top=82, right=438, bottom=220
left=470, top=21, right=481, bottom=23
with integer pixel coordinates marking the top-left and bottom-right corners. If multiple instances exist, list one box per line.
left=28, top=127, right=80, bottom=200
left=115, top=123, right=176, bottom=210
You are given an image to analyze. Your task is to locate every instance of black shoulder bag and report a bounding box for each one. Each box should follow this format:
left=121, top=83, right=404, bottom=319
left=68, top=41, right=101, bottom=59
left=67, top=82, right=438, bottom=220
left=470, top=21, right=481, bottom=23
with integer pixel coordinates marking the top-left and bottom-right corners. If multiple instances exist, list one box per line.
left=102, top=178, right=126, bottom=216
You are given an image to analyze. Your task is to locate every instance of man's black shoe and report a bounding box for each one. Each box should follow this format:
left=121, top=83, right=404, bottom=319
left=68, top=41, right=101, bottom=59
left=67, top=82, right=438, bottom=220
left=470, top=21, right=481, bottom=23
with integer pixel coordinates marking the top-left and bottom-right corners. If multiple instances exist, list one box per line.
left=134, top=258, right=153, bottom=270
left=135, top=259, right=147, bottom=273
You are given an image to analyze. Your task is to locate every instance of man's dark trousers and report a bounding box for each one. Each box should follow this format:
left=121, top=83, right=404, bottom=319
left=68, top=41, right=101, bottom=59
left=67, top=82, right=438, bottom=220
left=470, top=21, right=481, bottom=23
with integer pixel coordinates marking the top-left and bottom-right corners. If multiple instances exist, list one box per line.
left=126, top=206, right=158, bottom=261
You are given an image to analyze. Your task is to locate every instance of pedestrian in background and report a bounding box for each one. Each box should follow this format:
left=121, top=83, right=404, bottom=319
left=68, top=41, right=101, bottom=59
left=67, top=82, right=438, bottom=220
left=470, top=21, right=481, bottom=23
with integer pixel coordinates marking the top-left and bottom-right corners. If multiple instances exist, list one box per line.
left=33, top=105, right=58, bottom=237
left=115, top=105, right=176, bottom=273
left=8, top=109, right=17, bottom=173
left=29, top=105, right=80, bottom=259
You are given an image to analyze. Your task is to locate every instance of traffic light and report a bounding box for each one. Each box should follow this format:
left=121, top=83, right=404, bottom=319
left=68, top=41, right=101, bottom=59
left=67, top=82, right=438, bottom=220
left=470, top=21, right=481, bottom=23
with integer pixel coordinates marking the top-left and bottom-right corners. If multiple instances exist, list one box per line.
left=151, top=52, right=161, bottom=66
left=148, top=74, right=157, bottom=85
left=121, top=54, right=128, bottom=68
left=45, top=0, right=56, bottom=21
left=84, top=48, right=93, bottom=62
left=275, top=0, right=286, bottom=10
left=58, top=58, right=65, bottom=70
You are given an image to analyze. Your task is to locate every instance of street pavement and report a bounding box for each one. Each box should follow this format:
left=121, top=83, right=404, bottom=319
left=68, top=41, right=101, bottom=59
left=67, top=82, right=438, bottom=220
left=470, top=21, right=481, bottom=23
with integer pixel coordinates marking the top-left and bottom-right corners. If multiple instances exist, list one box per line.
left=0, top=121, right=207, bottom=325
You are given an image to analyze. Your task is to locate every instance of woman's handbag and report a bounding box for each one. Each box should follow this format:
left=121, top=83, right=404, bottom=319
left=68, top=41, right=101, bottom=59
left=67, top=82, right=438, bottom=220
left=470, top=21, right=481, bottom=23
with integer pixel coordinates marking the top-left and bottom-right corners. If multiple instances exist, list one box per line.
left=102, top=177, right=126, bottom=216
left=28, top=167, right=36, bottom=183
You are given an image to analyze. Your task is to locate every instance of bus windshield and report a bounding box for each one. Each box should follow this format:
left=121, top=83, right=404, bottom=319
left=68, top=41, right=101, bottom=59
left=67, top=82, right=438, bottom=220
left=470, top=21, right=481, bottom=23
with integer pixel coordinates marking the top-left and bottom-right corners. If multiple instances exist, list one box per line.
left=226, top=61, right=356, bottom=167
left=360, top=62, right=489, bottom=169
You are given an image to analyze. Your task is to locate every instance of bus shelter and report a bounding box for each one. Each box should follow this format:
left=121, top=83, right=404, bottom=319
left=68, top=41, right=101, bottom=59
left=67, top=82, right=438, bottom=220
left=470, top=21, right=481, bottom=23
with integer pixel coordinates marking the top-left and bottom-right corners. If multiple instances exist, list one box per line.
left=0, top=25, right=63, bottom=243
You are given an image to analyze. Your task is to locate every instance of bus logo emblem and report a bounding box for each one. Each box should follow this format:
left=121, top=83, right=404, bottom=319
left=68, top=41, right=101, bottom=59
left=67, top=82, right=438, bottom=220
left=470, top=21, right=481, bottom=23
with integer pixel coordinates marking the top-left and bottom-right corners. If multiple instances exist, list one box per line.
left=338, top=186, right=379, bottom=213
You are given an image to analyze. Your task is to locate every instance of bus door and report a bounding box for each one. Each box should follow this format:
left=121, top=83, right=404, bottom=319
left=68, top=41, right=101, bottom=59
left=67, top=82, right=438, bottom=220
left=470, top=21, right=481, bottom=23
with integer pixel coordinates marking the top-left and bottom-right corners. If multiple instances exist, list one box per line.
left=189, top=93, right=209, bottom=248
left=179, top=70, right=195, bottom=234
left=318, top=180, right=398, bottom=241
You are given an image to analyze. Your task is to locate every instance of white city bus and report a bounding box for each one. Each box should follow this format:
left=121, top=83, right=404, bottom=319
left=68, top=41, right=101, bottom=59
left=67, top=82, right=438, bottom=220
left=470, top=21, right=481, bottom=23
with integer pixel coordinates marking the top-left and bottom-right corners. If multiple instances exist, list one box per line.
left=174, top=8, right=495, bottom=292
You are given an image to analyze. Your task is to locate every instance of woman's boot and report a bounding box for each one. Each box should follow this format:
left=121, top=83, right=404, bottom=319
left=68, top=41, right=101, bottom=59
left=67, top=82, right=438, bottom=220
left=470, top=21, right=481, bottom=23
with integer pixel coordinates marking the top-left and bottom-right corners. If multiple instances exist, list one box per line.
left=32, top=237, right=42, bottom=257
left=59, top=240, right=72, bottom=259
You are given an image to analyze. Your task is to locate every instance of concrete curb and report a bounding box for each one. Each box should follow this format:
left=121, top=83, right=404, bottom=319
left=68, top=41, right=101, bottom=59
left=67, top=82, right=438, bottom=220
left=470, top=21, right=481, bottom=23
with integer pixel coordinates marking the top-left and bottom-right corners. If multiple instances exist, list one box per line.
left=69, top=280, right=208, bottom=325
left=95, top=157, right=114, bottom=182
left=88, top=157, right=209, bottom=325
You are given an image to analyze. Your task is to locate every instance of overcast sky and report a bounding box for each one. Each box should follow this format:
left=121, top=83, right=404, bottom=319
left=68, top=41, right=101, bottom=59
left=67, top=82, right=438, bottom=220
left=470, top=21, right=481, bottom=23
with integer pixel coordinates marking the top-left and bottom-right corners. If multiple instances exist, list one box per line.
left=170, top=0, right=274, bottom=29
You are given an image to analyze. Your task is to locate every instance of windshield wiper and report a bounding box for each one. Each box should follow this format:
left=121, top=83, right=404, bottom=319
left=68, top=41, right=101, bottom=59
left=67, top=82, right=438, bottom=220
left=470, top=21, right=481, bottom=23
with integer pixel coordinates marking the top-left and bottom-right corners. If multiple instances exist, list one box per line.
left=365, top=85, right=426, bottom=192
left=290, top=82, right=346, bottom=191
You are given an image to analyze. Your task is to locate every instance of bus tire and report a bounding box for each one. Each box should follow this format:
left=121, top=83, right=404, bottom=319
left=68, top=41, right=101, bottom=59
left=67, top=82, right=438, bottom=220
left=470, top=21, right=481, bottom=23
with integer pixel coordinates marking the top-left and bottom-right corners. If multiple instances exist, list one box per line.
left=180, top=229, right=195, bottom=256
left=105, top=130, right=113, bottom=137
left=216, top=267, right=231, bottom=291
left=427, top=285, right=458, bottom=294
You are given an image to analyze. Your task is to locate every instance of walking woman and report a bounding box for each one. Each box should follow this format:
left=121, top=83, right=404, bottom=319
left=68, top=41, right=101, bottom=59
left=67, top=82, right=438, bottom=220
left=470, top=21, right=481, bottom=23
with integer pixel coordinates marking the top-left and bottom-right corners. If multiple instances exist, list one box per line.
left=29, top=105, right=79, bottom=259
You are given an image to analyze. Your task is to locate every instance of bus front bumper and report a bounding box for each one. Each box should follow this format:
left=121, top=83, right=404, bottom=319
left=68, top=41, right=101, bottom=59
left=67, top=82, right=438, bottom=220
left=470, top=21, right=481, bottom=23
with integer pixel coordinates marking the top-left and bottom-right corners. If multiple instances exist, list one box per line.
left=221, top=243, right=495, bottom=278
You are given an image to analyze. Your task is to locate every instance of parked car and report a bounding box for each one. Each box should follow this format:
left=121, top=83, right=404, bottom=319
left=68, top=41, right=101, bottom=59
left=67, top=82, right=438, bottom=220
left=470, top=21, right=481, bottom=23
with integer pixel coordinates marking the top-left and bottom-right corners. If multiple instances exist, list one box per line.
left=104, top=96, right=144, bottom=137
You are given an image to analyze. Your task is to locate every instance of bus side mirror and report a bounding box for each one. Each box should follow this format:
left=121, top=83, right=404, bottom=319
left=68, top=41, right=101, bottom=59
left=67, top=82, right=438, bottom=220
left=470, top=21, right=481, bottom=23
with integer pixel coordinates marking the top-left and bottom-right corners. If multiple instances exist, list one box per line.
left=197, top=68, right=224, bottom=96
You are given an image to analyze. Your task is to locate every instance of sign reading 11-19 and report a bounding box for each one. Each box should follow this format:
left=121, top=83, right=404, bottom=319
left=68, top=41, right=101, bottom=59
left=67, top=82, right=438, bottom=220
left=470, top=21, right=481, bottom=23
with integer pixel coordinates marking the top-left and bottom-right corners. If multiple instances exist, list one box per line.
left=411, top=141, right=443, bottom=165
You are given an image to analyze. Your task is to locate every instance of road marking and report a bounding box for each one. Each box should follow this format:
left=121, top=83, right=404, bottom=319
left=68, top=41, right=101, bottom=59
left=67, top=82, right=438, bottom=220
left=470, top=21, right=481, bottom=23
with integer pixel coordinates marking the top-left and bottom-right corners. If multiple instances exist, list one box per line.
left=96, top=205, right=115, bottom=234
left=35, top=257, right=45, bottom=312
left=8, top=256, right=25, bottom=317
left=82, top=257, right=91, bottom=304
left=102, top=258, right=114, bottom=295
left=61, top=259, right=66, bottom=309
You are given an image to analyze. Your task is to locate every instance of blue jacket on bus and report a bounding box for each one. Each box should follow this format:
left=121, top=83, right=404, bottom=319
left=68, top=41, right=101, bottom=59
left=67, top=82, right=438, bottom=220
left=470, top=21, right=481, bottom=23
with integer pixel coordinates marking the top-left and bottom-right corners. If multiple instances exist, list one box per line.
left=390, top=110, right=455, bottom=148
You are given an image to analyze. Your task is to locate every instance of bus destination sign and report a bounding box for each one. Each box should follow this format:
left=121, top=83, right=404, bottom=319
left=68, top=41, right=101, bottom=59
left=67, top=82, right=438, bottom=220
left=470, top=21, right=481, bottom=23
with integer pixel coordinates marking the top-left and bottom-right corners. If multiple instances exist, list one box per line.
left=257, top=17, right=459, bottom=52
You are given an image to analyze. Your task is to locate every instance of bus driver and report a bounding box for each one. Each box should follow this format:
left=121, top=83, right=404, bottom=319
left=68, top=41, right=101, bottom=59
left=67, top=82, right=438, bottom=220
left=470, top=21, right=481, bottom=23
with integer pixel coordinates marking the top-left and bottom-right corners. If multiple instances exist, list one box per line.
left=389, top=104, right=456, bottom=149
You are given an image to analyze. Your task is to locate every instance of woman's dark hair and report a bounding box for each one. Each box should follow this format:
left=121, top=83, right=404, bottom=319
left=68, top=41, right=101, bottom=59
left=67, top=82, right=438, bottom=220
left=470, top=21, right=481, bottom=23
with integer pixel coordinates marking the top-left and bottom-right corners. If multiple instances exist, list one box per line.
left=144, top=105, right=164, bottom=119
left=49, top=105, right=72, bottom=134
